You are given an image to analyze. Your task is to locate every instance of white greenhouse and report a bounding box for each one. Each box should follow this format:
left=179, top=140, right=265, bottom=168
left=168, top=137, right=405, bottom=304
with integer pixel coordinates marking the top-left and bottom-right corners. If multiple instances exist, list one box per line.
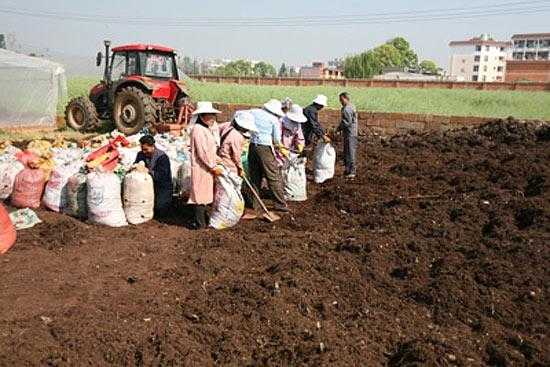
left=0, top=49, right=67, bottom=128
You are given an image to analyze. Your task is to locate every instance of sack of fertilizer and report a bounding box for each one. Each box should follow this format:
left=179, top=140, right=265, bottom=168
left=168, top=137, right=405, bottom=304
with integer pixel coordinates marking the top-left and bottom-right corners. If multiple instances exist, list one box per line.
left=64, top=172, right=88, bottom=219
left=87, top=170, right=127, bottom=227
left=42, top=163, right=82, bottom=212
left=0, top=161, right=25, bottom=200
left=314, top=142, right=336, bottom=184
left=284, top=155, right=307, bottom=201
left=210, top=169, right=244, bottom=230
left=123, top=163, right=154, bottom=225
left=177, top=158, right=192, bottom=199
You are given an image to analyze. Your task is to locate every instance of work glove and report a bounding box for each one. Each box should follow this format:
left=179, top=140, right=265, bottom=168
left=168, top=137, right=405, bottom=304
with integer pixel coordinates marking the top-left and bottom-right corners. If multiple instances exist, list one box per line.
left=323, top=135, right=332, bottom=144
left=277, top=144, right=290, bottom=159
left=297, top=144, right=305, bottom=154
left=237, top=167, right=245, bottom=178
left=211, top=166, right=224, bottom=177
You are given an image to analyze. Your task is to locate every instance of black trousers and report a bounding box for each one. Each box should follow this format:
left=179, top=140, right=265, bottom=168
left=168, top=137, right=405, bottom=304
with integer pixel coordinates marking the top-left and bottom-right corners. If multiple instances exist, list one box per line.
left=246, top=143, right=286, bottom=208
left=193, top=205, right=208, bottom=229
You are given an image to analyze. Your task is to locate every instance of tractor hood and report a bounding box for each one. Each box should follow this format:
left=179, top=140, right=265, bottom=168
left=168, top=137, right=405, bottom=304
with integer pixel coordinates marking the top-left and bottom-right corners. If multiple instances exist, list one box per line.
left=125, top=76, right=189, bottom=102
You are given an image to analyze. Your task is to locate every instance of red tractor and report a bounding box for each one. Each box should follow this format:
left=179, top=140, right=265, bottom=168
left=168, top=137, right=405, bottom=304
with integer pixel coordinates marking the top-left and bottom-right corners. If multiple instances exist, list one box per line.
left=65, top=40, right=193, bottom=135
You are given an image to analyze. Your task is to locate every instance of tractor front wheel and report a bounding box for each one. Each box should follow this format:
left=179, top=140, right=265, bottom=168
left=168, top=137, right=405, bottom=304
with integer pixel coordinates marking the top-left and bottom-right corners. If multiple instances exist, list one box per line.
left=64, top=97, right=99, bottom=131
left=113, top=87, right=156, bottom=135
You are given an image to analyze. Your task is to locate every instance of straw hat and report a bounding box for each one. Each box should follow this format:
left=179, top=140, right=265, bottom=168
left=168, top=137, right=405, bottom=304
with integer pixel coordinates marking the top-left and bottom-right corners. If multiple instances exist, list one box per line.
left=233, top=111, right=258, bottom=137
left=313, top=94, right=328, bottom=107
left=285, top=104, right=307, bottom=123
left=192, top=101, right=221, bottom=115
left=263, top=99, right=285, bottom=117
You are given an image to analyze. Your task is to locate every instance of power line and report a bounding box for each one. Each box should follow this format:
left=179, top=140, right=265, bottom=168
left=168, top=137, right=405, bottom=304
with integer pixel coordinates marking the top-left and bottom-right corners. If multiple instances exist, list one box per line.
left=0, top=1, right=548, bottom=28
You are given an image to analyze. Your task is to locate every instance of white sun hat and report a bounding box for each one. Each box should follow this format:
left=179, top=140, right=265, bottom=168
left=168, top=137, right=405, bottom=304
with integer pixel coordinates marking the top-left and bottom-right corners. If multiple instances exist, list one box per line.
left=233, top=111, right=258, bottom=136
left=263, top=99, right=285, bottom=117
left=285, top=104, right=307, bottom=123
left=313, top=94, right=328, bottom=107
left=192, top=101, right=221, bottom=115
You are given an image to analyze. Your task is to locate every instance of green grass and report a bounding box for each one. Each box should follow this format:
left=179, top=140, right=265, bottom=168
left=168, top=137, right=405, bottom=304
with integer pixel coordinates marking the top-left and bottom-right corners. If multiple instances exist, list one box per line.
left=64, top=76, right=550, bottom=120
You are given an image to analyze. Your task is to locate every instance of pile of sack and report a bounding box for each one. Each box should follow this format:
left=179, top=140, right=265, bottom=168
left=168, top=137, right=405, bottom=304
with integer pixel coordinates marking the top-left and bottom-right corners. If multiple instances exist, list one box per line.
left=0, top=131, right=192, bottom=228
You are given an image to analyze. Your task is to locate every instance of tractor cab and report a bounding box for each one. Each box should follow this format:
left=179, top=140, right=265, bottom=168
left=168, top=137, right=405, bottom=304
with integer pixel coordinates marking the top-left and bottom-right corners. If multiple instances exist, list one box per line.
left=65, top=40, right=193, bottom=135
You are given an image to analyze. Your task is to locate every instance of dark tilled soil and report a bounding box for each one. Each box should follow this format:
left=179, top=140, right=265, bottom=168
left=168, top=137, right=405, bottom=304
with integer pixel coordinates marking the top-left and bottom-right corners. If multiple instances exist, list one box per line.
left=1, top=120, right=549, bottom=366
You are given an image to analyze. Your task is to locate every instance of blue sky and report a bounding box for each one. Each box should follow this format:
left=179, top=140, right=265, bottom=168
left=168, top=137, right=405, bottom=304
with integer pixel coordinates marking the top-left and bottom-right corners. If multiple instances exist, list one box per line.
left=1, top=0, right=549, bottom=74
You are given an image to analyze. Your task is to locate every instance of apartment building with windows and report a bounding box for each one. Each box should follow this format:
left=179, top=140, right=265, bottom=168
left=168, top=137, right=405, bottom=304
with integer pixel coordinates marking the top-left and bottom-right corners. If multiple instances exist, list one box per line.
left=449, top=34, right=510, bottom=82
left=506, top=33, right=550, bottom=82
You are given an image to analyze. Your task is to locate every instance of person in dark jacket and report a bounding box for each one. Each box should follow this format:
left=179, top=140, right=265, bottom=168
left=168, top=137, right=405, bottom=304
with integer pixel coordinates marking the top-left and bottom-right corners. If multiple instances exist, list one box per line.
left=134, top=135, right=173, bottom=217
left=303, top=94, right=329, bottom=146
left=337, top=92, right=358, bottom=178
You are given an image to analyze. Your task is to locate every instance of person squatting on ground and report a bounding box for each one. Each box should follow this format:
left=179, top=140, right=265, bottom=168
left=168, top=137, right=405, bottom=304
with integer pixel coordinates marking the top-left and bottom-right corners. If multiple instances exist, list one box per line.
left=337, top=92, right=358, bottom=178
left=134, top=135, right=173, bottom=217
left=188, top=102, right=223, bottom=229
left=247, top=99, right=290, bottom=213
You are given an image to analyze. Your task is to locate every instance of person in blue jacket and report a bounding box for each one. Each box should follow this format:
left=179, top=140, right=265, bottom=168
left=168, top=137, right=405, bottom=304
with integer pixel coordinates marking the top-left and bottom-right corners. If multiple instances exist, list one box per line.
left=134, top=135, right=173, bottom=217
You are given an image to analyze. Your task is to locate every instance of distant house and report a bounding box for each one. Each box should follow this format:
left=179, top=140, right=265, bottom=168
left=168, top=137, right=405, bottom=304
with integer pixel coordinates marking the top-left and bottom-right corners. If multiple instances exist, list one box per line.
left=506, top=33, right=550, bottom=82
left=300, top=62, right=344, bottom=79
left=449, top=34, right=510, bottom=82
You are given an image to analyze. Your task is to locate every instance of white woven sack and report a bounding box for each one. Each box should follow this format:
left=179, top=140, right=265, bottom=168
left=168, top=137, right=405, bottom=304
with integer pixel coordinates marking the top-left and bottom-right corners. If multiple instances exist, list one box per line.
left=123, top=168, right=154, bottom=225
left=314, top=142, right=336, bottom=184
left=43, top=163, right=81, bottom=212
left=209, top=170, right=244, bottom=230
left=284, top=156, right=307, bottom=201
left=0, top=161, right=24, bottom=199
left=87, top=171, right=127, bottom=227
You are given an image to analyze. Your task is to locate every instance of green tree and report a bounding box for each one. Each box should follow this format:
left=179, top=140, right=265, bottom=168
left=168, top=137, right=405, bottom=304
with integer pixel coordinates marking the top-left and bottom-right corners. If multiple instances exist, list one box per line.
left=179, top=56, right=195, bottom=75
left=279, top=63, right=288, bottom=77
left=419, top=60, right=439, bottom=75
left=388, top=37, right=418, bottom=68
left=215, top=59, right=254, bottom=76
left=253, top=61, right=277, bottom=77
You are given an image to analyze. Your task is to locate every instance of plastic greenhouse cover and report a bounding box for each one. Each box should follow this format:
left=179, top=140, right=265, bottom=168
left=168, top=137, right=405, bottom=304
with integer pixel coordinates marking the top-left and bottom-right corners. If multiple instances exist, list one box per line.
left=0, top=49, right=67, bottom=128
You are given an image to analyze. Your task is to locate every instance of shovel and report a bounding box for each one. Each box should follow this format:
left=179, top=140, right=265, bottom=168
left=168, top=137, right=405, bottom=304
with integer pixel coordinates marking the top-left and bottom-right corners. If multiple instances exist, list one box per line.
left=242, top=175, right=281, bottom=222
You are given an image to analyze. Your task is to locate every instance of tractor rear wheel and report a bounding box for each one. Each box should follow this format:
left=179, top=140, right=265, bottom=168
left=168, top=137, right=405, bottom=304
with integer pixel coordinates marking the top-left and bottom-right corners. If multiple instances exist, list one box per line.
left=113, top=87, right=156, bottom=135
left=64, top=96, right=99, bottom=131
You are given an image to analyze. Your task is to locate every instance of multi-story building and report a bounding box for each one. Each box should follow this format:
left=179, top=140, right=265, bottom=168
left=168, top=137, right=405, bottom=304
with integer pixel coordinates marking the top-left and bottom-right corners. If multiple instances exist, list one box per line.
left=449, top=34, right=510, bottom=82
left=506, top=33, right=550, bottom=82
left=300, top=62, right=344, bottom=79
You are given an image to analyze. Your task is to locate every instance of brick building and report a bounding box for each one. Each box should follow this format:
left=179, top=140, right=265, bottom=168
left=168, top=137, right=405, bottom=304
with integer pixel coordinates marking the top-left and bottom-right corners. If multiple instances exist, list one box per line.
left=300, top=62, right=344, bottom=79
left=506, top=33, right=550, bottom=82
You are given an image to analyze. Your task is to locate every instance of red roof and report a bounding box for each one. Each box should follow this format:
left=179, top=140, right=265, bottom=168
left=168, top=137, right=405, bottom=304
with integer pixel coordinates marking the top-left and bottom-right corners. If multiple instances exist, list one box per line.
left=111, top=44, right=175, bottom=53
left=449, top=38, right=511, bottom=47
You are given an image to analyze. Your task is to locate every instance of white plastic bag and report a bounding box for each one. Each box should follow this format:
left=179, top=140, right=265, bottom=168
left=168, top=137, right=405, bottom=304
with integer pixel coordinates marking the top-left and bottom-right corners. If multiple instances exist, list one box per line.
left=64, top=172, right=88, bottom=219
left=314, top=142, right=336, bottom=184
left=0, top=161, right=24, bottom=199
left=284, top=156, right=307, bottom=201
left=42, top=163, right=82, bottom=212
left=123, top=165, right=154, bottom=225
left=210, top=170, right=244, bottom=230
left=87, top=170, right=127, bottom=227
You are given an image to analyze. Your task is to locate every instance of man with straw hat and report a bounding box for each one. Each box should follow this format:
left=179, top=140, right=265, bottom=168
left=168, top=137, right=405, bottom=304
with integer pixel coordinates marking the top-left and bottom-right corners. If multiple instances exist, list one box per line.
left=188, top=101, right=223, bottom=229
left=247, top=99, right=290, bottom=213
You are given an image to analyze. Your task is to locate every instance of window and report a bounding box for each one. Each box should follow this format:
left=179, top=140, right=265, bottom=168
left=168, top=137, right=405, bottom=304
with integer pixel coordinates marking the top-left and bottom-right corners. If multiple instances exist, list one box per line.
left=486, top=45, right=490, bottom=51
left=525, top=52, right=536, bottom=60
left=542, top=39, right=550, bottom=48
left=526, top=40, right=536, bottom=49
left=514, top=40, right=525, bottom=49
left=472, top=75, right=479, bottom=81
left=538, top=51, right=549, bottom=60
left=483, top=65, right=488, bottom=72
left=460, top=68, right=465, bottom=73
left=500, top=47, right=505, bottom=52
left=497, top=66, right=503, bottom=72
left=496, top=76, right=503, bottom=81
left=140, top=53, right=175, bottom=78
left=499, top=56, right=505, bottom=61
left=484, top=56, right=489, bottom=62
left=462, top=59, right=466, bottom=63
left=110, top=52, right=127, bottom=81
left=473, top=65, right=479, bottom=72
left=127, top=52, right=138, bottom=76
left=513, top=52, right=523, bottom=60
left=475, top=45, right=482, bottom=52
left=474, top=55, right=480, bottom=62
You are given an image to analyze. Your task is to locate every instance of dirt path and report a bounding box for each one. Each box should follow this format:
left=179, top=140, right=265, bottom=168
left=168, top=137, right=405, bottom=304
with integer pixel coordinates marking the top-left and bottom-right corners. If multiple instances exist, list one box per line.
left=1, top=120, right=549, bottom=366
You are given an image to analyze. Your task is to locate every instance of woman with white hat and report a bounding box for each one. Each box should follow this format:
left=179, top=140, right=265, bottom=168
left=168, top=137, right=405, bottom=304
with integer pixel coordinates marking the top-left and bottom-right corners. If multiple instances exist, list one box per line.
left=217, top=110, right=257, bottom=177
left=188, top=101, right=223, bottom=229
left=303, top=94, right=330, bottom=147
left=276, top=104, right=307, bottom=164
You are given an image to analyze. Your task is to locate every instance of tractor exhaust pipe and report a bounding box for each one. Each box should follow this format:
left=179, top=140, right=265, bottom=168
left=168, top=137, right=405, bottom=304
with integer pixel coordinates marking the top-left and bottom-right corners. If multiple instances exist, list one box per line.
left=103, top=40, right=111, bottom=84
